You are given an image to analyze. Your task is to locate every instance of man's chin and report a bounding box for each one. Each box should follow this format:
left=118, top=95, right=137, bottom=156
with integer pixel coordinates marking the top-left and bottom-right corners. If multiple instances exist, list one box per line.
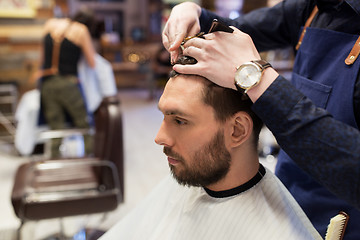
left=170, top=166, right=189, bottom=185
left=170, top=169, right=202, bottom=187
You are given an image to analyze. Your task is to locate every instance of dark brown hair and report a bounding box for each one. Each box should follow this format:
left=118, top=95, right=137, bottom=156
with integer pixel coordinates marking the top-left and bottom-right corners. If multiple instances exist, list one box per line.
left=170, top=56, right=263, bottom=144
left=72, top=8, right=96, bottom=35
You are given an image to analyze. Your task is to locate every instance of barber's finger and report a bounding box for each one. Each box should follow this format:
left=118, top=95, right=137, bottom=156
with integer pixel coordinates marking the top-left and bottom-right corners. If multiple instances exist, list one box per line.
left=170, top=32, right=186, bottom=51
left=168, top=31, right=187, bottom=63
left=181, top=45, right=202, bottom=59
left=162, top=34, right=171, bottom=51
left=170, top=49, right=181, bottom=65
left=182, top=36, right=206, bottom=49
left=163, top=20, right=182, bottom=48
left=162, top=23, right=186, bottom=59
left=173, top=62, right=203, bottom=76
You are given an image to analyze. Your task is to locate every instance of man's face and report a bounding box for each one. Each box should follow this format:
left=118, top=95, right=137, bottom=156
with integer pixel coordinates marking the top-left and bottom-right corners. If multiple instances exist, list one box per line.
left=155, top=75, right=231, bottom=187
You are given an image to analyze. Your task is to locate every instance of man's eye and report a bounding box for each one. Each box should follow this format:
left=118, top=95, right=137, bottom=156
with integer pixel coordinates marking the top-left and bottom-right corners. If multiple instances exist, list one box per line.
left=175, top=118, right=187, bottom=125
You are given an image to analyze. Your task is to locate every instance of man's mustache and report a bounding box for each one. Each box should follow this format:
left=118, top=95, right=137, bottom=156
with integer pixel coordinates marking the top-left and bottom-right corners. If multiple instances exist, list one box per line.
left=163, top=147, right=183, bottom=161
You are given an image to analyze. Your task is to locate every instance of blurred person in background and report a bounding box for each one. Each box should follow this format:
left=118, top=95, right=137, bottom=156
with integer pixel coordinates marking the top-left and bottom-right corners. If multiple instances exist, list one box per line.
left=33, top=8, right=96, bottom=157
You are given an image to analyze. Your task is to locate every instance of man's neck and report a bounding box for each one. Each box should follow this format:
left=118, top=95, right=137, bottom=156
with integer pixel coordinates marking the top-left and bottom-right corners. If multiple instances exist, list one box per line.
left=205, top=151, right=260, bottom=192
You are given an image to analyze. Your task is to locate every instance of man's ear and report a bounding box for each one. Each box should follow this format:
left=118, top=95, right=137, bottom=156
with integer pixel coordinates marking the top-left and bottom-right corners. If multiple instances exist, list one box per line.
left=227, top=112, right=253, bottom=148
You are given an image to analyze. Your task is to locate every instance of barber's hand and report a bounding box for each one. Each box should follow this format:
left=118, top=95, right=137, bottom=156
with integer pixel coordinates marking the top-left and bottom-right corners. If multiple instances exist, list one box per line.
left=173, top=27, right=261, bottom=90
left=162, top=2, right=202, bottom=64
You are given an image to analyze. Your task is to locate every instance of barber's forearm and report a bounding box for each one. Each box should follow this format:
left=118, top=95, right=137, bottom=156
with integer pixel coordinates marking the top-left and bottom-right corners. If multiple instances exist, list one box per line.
left=247, top=67, right=279, bottom=103
left=199, top=8, right=218, bottom=33
left=251, top=76, right=360, bottom=208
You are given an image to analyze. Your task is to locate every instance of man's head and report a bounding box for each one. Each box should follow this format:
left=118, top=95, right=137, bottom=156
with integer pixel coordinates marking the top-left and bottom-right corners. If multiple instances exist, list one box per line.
left=155, top=56, right=263, bottom=189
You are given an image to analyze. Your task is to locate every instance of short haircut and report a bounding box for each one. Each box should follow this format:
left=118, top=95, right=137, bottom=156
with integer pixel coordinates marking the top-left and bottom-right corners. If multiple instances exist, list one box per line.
left=170, top=55, right=263, bottom=145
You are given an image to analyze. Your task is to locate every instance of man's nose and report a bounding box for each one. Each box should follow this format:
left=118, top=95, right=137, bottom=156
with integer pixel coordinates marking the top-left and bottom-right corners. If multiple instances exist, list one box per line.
left=154, top=122, right=173, bottom=147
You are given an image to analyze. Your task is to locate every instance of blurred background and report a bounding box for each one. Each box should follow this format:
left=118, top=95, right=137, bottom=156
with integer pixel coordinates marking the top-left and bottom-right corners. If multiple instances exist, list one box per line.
left=0, top=0, right=289, bottom=239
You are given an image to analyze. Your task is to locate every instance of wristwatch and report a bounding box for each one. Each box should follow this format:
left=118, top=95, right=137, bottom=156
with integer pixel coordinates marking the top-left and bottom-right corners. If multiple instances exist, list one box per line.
left=234, top=60, right=272, bottom=95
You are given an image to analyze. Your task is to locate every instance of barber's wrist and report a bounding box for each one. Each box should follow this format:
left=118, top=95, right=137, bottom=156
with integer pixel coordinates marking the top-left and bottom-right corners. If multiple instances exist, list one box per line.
left=246, top=67, right=279, bottom=103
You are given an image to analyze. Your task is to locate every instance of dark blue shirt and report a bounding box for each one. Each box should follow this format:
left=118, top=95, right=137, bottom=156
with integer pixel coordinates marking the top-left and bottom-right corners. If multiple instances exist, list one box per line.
left=252, top=76, right=360, bottom=209
left=200, top=0, right=360, bottom=127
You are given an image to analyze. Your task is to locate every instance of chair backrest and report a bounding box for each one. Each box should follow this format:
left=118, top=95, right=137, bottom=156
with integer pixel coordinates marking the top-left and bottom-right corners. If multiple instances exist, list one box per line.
left=93, top=95, right=124, bottom=202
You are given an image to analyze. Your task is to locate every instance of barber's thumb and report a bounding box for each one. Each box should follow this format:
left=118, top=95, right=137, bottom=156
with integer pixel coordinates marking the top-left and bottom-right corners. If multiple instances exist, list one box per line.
left=172, top=63, right=184, bottom=73
left=173, top=63, right=194, bottom=75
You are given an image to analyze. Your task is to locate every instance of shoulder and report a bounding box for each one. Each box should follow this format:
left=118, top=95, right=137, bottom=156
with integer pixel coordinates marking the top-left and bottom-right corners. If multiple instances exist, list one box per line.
left=71, top=21, right=89, bottom=34
left=44, top=18, right=58, bottom=26
left=64, top=21, right=90, bottom=46
left=43, top=18, right=59, bottom=33
left=70, top=21, right=91, bottom=43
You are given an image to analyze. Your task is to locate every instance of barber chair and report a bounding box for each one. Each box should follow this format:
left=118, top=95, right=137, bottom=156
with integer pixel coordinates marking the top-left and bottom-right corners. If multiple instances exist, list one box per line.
left=11, top=96, right=124, bottom=239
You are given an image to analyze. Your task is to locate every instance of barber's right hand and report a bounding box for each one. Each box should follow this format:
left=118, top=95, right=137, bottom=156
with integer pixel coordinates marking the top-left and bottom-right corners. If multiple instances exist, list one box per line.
left=162, top=2, right=202, bottom=64
left=172, top=27, right=261, bottom=90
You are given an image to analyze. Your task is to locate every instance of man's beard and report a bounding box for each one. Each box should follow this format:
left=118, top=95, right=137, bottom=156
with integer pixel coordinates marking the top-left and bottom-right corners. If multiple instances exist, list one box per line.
left=163, top=130, right=231, bottom=187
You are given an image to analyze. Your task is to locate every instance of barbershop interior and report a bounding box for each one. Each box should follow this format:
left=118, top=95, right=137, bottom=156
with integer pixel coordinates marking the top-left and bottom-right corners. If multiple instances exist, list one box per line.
left=0, top=0, right=294, bottom=239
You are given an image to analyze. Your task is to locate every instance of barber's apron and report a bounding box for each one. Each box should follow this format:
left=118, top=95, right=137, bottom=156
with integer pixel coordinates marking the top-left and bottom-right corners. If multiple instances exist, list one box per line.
left=275, top=27, right=360, bottom=239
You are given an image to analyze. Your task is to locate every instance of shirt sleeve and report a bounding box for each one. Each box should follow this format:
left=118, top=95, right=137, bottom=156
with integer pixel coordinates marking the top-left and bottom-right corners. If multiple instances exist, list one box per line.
left=252, top=76, right=360, bottom=209
left=199, top=0, right=312, bottom=51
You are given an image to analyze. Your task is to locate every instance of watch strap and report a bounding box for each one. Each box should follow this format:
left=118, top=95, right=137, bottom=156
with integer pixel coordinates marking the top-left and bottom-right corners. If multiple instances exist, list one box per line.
left=252, top=60, right=271, bottom=70
left=234, top=82, right=245, bottom=94
left=234, top=84, right=251, bottom=100
left=234, top=83, right=251, bottom=100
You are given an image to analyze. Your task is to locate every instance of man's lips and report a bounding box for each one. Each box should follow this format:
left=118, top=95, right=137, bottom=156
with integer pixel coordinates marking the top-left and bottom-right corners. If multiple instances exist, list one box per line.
left=167, top=156, right=180, bottom=165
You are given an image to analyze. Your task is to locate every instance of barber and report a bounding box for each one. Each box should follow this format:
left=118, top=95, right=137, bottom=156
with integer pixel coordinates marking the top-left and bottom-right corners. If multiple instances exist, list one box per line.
left=162, top=1, right=360, bottom=239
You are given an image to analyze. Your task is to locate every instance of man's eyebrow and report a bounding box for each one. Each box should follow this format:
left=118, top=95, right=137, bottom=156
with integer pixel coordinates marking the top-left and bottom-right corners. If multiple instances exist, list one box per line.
left=157, top=105, right=190, bottom=117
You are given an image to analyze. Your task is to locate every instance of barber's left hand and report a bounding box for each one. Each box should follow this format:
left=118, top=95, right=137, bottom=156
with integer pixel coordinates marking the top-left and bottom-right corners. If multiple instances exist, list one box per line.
left=173, top=27, right=261, bottom=90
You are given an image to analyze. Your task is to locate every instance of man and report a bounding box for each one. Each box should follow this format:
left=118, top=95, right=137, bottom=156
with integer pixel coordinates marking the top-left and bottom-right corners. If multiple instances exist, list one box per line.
left=99, top=56, right=322, bottom=240
left=162, top=1, right=360, bottom=238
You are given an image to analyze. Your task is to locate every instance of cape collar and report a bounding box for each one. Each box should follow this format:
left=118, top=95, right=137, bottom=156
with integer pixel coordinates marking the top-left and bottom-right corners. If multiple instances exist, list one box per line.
left=204, top=164, right=266, bottom=198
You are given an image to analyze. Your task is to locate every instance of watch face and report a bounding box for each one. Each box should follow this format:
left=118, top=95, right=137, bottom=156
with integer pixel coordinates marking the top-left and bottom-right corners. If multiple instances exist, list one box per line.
left=235, top=63, right=262, bottom=88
